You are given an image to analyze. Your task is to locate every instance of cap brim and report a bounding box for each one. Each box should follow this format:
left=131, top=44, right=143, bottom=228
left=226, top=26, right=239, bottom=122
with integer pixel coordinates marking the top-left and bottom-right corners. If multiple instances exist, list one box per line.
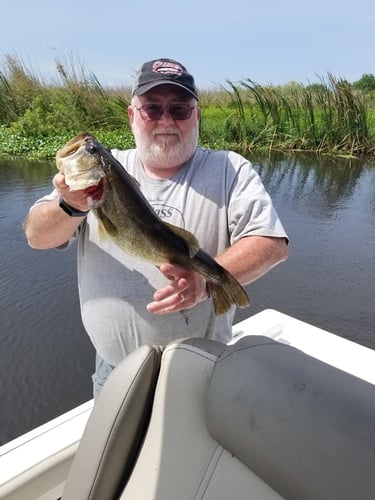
left=133, top=81, right=198, bottom=100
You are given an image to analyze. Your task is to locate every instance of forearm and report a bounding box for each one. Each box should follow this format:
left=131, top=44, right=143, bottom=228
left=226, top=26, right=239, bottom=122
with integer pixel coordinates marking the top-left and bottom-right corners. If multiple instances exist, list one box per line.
left=24, top=197, right=85, bottom=249
left=216, top=235, right=288, bottom=285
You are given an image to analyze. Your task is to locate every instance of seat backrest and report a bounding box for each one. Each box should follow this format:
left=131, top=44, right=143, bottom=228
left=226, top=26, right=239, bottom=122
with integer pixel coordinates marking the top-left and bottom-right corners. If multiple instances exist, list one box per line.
left=206, top=336, right=375, bottom=500
left=64, top=335, right=375, bottom=500
left=120, top=337, right=283, bottom=500
left=62, top=344, right=162, bottom=500
left=120, top=336, right=375, bottom=500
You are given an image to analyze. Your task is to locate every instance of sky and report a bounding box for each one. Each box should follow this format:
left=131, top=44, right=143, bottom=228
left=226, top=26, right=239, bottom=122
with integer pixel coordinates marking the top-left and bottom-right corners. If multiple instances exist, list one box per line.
left=1, top=0, right=374, bottom=90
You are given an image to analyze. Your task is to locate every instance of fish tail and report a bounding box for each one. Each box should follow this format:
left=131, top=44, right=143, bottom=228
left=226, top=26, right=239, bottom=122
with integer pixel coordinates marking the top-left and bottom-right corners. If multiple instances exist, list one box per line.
left=207, top=274, right=250, bottom=315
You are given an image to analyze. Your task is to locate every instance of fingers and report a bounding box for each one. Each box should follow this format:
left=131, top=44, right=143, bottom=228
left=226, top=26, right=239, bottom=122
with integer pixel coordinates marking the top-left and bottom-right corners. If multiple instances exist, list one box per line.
left=146, top=275, right=188, bottom=314
left=53, top=172, right=69, bottom=191
left=146, top=265, right=208, bottom=315
left=53, top=173, right=91, bottom=211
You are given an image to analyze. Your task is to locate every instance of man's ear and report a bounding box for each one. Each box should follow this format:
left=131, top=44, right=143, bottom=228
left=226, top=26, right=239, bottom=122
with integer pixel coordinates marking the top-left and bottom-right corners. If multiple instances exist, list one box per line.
left=128, top=105, right=135, bottom=124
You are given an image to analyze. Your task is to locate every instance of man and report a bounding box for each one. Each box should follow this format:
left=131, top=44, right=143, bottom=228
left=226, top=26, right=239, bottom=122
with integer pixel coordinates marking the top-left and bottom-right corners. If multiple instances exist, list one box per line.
left=24, top=58, right=288, bottom=397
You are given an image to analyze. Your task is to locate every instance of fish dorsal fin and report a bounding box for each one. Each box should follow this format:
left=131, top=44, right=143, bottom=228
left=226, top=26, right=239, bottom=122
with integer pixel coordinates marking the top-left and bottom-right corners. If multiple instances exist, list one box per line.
left=164, top=222, right=200, bottom=258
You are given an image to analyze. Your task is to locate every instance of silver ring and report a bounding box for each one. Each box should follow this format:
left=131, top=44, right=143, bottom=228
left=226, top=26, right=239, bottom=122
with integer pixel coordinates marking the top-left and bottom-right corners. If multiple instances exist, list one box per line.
left=179, top=292, right=185, bottom=303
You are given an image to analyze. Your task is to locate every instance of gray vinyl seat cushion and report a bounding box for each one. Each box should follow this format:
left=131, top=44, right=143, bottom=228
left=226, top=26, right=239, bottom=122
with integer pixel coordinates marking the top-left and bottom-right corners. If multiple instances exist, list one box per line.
left=62, top=344, right=162, bottom=500
left=63, top=335, right=375, bottom=500
left=206, top=336, right=375, bottom=500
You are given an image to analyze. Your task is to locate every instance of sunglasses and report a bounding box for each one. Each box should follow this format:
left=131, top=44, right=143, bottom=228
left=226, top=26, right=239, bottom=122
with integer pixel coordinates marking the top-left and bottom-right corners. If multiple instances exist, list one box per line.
left=134, top=103, right=196, bottom=121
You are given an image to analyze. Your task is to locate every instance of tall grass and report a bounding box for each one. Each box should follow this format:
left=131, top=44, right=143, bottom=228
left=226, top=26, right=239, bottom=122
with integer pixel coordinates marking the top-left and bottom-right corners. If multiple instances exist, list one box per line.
left=223, top=73, right=373, bottom=156
left=0, top=55, right=134, bottom=157
left=0, top=55, right=130, bottom=132
left=0, top=54, right=374, bottom=158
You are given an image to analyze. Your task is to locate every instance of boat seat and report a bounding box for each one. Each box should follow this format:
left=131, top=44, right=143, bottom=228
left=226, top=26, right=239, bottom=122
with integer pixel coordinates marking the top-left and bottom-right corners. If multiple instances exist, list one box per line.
left=63, top=335, right=375, bottom=500
left=61, top=344, right=162, bottom=500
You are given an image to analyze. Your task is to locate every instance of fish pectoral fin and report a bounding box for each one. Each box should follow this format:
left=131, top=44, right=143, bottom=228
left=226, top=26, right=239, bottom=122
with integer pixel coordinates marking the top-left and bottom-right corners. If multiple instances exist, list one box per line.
left=164, top=222, right=200, bottom=258
left=97, top=221, right=108, bottom=240
left=96, top=208, right=118, bottom=238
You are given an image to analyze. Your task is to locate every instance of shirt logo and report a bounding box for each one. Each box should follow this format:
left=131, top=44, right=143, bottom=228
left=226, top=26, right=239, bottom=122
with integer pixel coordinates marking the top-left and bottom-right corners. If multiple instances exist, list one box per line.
left=151, top=203, right=185, bottom=228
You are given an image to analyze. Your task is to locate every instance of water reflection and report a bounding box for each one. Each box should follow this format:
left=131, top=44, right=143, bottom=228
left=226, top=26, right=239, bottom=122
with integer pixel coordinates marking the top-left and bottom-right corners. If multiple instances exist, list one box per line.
left=0, top=156, right=55, bottom=186
left=1, top=152, right=375, bottom=445
left=254, top=153, right=375, bottom=218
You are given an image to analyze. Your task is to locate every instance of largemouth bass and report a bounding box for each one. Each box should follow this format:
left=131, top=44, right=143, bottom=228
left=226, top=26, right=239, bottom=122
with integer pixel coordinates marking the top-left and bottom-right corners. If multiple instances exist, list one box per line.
left=56, top=133, right=250, bottom=315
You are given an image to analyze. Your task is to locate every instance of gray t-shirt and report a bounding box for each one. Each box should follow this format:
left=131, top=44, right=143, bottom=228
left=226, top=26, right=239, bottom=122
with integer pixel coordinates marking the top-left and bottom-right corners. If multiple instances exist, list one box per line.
left=36, top=146, right=287, bottom=366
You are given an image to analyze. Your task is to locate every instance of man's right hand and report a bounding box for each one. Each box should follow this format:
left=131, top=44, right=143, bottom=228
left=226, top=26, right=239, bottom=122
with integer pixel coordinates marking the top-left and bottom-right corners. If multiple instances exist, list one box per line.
left=53, top=172, right=91, bottom=212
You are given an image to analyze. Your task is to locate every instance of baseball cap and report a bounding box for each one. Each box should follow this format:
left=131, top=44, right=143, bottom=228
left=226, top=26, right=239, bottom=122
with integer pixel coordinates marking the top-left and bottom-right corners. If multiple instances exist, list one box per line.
left=132, top=58, right=198, bottom=100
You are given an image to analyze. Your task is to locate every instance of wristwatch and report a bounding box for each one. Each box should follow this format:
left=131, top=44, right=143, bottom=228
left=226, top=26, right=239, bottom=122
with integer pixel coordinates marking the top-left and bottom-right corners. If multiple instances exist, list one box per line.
left=58, top=196, right=90, bottom=217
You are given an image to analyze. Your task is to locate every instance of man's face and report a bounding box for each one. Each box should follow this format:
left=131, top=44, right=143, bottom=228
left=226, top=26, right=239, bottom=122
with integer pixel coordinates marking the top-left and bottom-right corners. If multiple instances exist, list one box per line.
left=128, top=85, right=200, bottom=172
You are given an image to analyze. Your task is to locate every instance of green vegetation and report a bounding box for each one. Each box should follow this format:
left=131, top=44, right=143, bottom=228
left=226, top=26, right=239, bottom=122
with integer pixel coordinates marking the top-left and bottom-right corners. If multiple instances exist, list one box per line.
left=1, top=54, right=375, bottom=159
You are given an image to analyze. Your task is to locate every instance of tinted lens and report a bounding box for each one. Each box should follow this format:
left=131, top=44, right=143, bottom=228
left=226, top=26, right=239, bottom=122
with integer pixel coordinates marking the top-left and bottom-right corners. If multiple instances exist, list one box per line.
left=138, top=104, right=193, bottom=121
left=169, top=104, right=193, bottom=120
left=140, top=104, right=163, bottom=120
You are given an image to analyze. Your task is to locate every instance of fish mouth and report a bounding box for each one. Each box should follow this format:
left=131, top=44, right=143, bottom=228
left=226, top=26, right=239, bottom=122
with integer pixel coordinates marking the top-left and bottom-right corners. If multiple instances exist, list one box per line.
left=57, top=133, right=94, bottom=161
left=56, top=133, right=106, bottom=191
left=84, top=180, right=104, bottom=207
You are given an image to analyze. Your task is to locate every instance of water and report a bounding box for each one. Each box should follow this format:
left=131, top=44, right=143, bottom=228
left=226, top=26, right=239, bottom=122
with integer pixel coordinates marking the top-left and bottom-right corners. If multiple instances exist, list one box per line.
left=0, top=157, right=95, bottom=446
left=237, top=154, right=375, bottom=349
left=1, top=153, right=374, bottom=445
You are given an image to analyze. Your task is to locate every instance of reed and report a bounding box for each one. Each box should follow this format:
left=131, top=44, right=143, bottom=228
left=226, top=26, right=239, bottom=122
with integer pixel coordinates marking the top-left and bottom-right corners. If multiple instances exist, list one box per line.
left=0, top=53, right=374, bottom=158
left=223, top=74, right=373, bottom=156
left=53, top=56, right=129, bottom=130
left=0, top=55, right=43, bottom=124
left=0, top=55, right=130, bottom=138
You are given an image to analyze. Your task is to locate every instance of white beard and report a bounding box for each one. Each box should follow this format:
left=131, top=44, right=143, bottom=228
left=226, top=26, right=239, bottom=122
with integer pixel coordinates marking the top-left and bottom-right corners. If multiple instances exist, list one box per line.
left=133, top=123, right=199, bottom=170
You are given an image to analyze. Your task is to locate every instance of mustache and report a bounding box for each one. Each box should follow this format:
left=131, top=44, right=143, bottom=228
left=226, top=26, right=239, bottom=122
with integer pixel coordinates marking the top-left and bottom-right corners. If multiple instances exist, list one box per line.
left=152, top=126, right=181, bottom=138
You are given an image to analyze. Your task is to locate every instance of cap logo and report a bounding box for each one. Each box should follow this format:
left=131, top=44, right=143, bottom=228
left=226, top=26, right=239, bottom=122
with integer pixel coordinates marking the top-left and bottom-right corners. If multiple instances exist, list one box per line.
left=152, top=60, right=183, bottom=76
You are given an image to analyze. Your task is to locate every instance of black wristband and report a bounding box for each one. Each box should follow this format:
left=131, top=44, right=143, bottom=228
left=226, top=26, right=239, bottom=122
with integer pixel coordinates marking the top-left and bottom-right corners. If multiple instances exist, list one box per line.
left=58, top=196, right=90, bottom=217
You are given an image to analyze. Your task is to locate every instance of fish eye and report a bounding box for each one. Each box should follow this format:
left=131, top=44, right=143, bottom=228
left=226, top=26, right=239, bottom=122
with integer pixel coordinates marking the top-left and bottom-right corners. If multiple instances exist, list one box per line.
left=87, top=143, right=97, bottom=154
